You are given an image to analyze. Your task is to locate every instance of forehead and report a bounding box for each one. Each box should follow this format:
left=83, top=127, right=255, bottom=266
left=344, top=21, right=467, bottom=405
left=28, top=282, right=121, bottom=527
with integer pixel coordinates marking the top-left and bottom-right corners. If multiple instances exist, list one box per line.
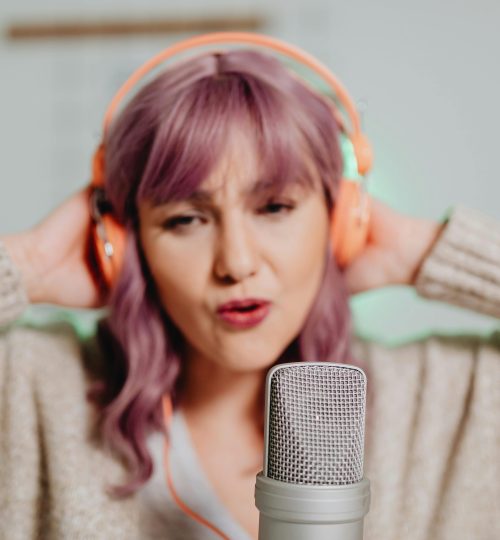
left=197, top=126, right=318, bottom=201
left=199, top=129, right=259, bottom=194
left=138, top=116, right=322, bottom=211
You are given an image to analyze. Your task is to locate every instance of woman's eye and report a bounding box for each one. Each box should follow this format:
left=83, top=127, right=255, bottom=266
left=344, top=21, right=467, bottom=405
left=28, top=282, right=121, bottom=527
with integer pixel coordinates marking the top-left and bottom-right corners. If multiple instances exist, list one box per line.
left=162, top=215, right=203, bottom=230
left=258, top=201, right=295, bottom=215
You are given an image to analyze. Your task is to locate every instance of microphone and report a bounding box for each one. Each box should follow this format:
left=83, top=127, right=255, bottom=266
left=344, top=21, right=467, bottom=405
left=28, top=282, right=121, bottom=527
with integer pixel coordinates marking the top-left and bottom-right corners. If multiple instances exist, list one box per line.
left=254, top=362, right=370, bottom=540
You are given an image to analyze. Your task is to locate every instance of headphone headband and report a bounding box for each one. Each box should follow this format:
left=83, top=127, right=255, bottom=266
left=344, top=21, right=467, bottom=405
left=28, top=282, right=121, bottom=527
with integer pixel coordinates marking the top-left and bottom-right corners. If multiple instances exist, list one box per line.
left=99, top=31, right=373, bottom=181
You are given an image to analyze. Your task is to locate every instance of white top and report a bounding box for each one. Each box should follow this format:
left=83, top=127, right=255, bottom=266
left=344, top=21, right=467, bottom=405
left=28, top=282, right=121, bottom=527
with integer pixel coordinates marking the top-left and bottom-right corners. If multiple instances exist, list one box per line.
left=138, top=409, right=253, bottom=540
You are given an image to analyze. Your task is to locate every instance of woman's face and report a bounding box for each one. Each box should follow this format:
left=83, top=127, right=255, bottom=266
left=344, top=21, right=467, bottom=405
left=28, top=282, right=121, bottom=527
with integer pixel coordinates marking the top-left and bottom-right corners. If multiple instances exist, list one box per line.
left=138, top=129, right=331, bottom=373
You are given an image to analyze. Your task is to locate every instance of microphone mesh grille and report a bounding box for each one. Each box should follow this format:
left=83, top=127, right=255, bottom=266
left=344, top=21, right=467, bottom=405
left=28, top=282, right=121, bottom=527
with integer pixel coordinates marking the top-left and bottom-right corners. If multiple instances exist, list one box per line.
left=266, top=363, right=366, bottom=485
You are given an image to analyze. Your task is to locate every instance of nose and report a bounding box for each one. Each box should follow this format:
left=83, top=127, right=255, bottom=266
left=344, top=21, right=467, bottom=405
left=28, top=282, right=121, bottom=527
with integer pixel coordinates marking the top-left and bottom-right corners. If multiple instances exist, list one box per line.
left=213, top=213, right=259, bottom=283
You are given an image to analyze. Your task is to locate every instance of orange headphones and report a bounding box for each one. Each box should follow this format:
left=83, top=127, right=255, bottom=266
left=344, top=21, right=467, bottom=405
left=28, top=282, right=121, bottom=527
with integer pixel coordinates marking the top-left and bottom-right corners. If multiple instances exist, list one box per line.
left=89, top=31, right=373, bottom=289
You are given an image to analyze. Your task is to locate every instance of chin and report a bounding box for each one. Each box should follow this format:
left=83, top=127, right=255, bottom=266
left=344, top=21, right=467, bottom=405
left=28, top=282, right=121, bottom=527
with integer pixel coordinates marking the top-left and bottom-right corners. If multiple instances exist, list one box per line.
left=214, top=346, right=288, bottom=374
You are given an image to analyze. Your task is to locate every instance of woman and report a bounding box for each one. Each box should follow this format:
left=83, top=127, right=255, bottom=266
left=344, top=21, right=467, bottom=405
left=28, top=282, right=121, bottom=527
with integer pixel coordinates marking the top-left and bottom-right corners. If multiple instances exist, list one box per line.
left=1, top=44, right=499, bottom=540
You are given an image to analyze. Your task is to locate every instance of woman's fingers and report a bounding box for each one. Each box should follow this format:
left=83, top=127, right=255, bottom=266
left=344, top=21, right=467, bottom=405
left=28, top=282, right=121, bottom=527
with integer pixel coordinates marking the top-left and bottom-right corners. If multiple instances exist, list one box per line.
left=343, top=197, right=442, bottom=294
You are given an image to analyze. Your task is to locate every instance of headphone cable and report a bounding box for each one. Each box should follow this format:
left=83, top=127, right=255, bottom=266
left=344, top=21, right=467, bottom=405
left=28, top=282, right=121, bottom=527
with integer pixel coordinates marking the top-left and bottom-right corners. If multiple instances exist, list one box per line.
left=162, top=394, right=231, bottom=540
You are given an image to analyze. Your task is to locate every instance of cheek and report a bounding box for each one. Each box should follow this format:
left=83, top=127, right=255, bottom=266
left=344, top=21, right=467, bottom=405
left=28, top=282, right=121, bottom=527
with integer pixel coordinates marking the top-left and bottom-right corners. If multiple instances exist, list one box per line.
left=141, top=236, right=212, bottom=330
left=259, top=198, right=331, bottom=340
left=267, top=200, right=330, bottom=298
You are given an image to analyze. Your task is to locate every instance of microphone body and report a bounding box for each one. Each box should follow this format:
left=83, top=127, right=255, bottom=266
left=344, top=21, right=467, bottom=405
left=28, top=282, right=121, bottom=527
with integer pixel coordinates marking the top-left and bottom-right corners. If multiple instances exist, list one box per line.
left=255, top=362, right=370, bottom=540
left=255, top=475, right=370, bottom=539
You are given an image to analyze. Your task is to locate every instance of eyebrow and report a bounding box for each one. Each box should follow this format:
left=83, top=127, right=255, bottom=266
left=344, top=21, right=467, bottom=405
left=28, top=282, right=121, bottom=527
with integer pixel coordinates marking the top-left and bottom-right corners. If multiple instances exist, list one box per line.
left=184, top=177, right=297, bottom=204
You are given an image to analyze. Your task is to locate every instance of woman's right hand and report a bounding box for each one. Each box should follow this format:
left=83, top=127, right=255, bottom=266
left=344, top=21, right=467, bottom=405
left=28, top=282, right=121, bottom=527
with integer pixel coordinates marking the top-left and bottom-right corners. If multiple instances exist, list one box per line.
left=1, top=188, right=107, bottom=309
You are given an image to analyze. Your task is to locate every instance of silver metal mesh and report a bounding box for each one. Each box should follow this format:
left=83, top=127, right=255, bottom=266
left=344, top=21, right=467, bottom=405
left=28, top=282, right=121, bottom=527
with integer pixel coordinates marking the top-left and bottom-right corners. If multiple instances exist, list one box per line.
left=265, top=363, right=366, bottom=486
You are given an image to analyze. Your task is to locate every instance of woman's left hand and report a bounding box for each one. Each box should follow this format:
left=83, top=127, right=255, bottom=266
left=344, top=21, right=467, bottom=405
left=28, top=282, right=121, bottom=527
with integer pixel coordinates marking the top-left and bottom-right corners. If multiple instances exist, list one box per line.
left=343, top=197, right=444, bottom=295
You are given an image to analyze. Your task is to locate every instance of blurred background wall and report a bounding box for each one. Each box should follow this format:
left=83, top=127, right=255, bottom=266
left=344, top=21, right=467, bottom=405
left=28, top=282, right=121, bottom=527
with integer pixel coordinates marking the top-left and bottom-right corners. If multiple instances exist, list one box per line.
left=1, top=0, right=498, bottom=343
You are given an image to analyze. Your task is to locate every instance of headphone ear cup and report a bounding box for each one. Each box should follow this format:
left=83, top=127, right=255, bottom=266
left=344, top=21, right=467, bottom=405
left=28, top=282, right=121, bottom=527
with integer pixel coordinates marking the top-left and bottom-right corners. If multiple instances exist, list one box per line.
left=331, top=179, right=371, bottom=268
left=91, top=214, right=127, bottom=289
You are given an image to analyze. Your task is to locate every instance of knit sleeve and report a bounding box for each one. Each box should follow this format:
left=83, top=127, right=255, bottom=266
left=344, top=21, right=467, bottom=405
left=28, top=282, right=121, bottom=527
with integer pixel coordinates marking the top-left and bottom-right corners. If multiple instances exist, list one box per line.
left=0, top=240, right=29, bottom=326
left=414, top=205, right=500, bottom=318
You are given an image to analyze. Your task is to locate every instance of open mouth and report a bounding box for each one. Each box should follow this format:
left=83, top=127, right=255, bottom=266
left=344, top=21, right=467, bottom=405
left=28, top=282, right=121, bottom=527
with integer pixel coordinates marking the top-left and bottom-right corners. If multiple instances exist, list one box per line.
left=218, top=299, right=269, bottom=314
left=217, top=299, right=271, bottom=328
left=230, top=304, right=260, bottom=313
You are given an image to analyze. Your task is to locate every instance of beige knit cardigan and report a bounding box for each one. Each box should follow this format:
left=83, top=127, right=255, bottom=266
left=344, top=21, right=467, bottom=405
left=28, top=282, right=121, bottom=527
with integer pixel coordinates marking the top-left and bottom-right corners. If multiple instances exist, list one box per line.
left=1, top=205, right=499, bottom=540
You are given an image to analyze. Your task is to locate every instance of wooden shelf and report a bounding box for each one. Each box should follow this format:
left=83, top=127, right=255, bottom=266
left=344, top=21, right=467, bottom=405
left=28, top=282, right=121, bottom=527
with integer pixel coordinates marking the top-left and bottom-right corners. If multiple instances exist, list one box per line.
left=6, top=15, right=265, bottom=40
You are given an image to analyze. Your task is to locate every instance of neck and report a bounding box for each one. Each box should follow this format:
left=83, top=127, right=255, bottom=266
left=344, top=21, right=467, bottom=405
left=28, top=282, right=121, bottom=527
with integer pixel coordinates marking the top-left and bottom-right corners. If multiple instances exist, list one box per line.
left=178, top=353, right=267, bottom=435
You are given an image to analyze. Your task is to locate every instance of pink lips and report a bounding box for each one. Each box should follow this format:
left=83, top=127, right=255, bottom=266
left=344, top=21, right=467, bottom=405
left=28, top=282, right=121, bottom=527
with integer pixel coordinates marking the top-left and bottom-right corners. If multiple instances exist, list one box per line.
left=216, top=298, right=271, bottom=329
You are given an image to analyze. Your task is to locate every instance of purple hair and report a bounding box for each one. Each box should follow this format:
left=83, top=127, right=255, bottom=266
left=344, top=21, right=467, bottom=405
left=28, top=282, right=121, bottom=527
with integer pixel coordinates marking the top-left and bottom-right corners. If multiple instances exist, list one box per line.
left=90, top=49, right=354, bottom=496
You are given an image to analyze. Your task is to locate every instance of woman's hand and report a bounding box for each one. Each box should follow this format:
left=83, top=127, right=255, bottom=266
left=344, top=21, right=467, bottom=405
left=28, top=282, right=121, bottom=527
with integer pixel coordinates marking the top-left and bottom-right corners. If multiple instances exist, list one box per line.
left=1, top=188, right=106, bottom=308
left=344, top=197, right=443, bottom=295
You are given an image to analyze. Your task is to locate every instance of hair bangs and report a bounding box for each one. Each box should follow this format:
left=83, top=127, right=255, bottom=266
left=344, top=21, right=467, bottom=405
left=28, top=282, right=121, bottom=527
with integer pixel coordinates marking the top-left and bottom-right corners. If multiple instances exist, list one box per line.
left=136, top=70, right=323, bottom=209
left=239, top=74, right=319, bottom=197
